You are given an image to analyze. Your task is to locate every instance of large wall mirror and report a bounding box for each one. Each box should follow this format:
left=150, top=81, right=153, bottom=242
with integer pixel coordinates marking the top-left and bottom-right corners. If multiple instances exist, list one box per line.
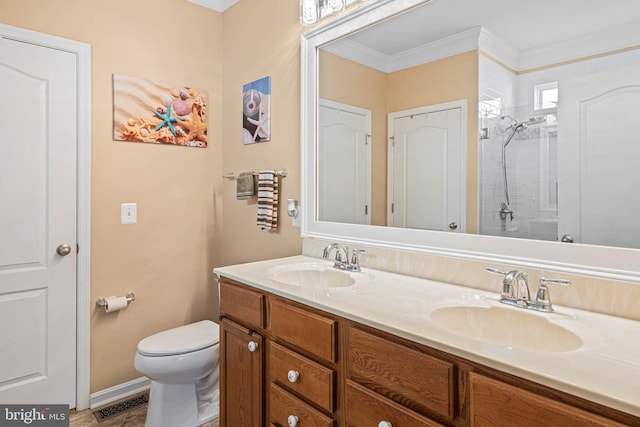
left=301, top=0, right=640, bottom=281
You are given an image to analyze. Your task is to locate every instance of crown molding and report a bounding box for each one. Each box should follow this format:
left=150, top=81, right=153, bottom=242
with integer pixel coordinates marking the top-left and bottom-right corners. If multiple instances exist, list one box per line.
left=516, top=22, right=640, bottom=71
left=322, top=21, right=640, bottom=74
left=324, top=26, right=482, bottom=73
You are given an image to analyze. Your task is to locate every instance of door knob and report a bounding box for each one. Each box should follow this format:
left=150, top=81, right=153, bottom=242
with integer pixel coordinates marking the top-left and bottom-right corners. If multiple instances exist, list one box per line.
left=449, top=222, right=458, bottom=230
left=56, top=243, right=72, bottom=256
left=247, top=341, right=259, bottom=352
left=287, top=415, right=299, bottom=427
left=560, top=234, right=574, bottom=243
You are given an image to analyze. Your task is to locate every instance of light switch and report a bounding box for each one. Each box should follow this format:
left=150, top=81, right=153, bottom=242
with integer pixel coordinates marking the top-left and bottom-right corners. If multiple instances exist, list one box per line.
left=121, top=203, right=137, bottom=224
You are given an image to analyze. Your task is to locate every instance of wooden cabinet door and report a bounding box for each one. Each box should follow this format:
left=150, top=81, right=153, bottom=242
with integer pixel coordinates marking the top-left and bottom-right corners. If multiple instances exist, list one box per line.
left=469, top=373, right=627, bottom=427
left=220, top=318, right=264, bottom=427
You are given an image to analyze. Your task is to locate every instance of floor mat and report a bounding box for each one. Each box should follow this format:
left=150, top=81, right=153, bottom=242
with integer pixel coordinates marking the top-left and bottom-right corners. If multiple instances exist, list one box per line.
left=92, top=392, right=148, bottom=422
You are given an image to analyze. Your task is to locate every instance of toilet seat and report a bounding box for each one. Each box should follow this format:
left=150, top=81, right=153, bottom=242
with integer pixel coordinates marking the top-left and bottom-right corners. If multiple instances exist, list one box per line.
left=137, top=320, right=219, bottom=356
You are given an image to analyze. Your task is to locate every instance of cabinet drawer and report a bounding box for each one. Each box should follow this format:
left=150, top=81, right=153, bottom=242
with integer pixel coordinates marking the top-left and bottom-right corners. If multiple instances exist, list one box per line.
left=270, top=341, right=335, bottom=412
left=346, top=380, right=444, bottom=427
left=270, top=383, right=334, bottom=427
left=347, top=326, right=454, bottom=420
left=270, top=298, right=336, bottom=362
left=469, top=373, right=627, bottom=427
left=219, top=280, right=264, bottom=328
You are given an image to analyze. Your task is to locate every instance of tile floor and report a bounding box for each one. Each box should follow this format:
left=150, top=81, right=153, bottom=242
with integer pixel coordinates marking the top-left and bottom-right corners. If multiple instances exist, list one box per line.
left=69, top=403, right=219, bottom=427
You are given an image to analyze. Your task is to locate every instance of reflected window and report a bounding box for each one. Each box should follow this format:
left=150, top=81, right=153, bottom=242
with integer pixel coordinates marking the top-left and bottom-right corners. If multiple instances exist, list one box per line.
left=480, top=92, right=502, bottom=118
left=534, top=81, right=558, bottom=111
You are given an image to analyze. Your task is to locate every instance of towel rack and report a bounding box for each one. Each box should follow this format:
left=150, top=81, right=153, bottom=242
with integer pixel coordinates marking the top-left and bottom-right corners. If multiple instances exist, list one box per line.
left=223, top=170, right=287, bottom=180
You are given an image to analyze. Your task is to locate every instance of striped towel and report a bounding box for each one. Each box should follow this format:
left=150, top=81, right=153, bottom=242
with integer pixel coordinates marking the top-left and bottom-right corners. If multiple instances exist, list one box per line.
left=257, top=170, right=279, bottom=231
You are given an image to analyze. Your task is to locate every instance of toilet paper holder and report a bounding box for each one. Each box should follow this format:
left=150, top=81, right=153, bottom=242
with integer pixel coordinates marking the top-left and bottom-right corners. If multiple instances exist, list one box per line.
left=96, top=292, right=135, bottom=311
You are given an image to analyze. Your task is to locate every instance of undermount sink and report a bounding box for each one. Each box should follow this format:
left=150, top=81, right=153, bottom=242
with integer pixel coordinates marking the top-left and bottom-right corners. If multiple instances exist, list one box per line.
left=268, top=263, right=356, bottom=288
left=428, top=305, right=583, bottom=352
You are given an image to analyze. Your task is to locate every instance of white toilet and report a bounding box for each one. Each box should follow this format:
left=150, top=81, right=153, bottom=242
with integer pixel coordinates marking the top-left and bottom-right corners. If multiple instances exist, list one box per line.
left=134, top=320, right=220, bottom=427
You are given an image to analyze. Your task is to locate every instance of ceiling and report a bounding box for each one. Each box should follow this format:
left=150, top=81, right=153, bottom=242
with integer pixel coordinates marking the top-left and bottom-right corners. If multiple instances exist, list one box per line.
left=188, top=0, right=239, bottom=13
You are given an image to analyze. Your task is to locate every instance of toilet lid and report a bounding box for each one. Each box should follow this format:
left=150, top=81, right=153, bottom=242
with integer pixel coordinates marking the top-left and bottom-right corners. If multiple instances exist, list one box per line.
left=137, top=320, right=220, bottom=356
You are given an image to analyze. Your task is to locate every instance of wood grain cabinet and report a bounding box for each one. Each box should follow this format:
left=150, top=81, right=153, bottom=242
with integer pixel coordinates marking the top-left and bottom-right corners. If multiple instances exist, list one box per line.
left=218, top=277, right=639, bottom=427
left=469, top=373, right=628, bottom=427
left=345, top=380, right=444, bottom=427
left=270, top=342, right=335, bottom=412
left=347, top=325, right=455, bottom=423
left=220, top=318, right=263, bottom=427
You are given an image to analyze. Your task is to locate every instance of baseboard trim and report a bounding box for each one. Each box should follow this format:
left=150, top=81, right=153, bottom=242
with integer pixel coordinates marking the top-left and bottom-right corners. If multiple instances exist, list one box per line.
left=89, top=377, right=150, bottom=409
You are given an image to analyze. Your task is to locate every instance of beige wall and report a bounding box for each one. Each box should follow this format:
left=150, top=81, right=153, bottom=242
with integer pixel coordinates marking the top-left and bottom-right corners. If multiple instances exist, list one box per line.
left=2, top=0, right=223, bottom=392
left=319, top=51, right=388, bottom=225
left=220, top=0, right=305, bottom=265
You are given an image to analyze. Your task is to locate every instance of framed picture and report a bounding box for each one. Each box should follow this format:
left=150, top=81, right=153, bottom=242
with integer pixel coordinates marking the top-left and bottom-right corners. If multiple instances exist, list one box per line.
left=242, top=76, right=271, bottom=144
left=113, top=73, right=208, bottom=148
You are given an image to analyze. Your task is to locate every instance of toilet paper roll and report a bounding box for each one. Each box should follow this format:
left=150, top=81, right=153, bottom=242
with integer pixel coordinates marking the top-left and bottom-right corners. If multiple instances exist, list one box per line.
left=104, top=296, right=128, bottom=313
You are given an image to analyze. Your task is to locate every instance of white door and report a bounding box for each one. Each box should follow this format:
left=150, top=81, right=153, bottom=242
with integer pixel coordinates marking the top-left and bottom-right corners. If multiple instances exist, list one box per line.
left=558, top=64, right=640, bottom=248
left=318, top=100, right=371, bottom=224
left=388, top=103, right=465, bottom=232
left=0, top=36, right=77, bottom=405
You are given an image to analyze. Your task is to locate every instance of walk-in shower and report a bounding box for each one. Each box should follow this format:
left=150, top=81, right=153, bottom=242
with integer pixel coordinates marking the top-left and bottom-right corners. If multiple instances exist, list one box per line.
left=479, top=106, right=558, bottom=240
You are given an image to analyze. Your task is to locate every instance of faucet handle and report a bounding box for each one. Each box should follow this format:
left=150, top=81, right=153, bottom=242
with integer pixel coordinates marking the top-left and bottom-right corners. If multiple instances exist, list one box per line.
left=486, top=267, right=508, bottom=276
left=534, top=277, right=571, bottom=311
left=539, top=277, right=571, bottom=287
left=350, top=249, right=367, bottom=271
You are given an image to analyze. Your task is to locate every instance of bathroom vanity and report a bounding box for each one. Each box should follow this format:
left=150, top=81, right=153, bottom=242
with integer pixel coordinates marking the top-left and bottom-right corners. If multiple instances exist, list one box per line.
left=215, top=256, right=640, bottom=427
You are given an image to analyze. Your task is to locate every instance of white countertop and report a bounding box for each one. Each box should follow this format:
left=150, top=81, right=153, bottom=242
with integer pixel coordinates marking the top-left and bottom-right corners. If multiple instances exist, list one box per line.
left=214, top=255, right=640, bottom=417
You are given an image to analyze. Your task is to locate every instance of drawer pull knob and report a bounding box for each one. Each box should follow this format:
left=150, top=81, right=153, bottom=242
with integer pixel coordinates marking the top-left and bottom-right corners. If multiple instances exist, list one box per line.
left=378, top=422, right=392, bottom=427
left=247, top=341, right=259, bottom=353
left=287, top=370, right=300, bottom=383
left=287, top=415, right=299, bottom=427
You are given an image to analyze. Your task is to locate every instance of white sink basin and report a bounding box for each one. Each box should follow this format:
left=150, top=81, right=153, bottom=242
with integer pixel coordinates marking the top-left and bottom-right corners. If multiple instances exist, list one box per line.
left=428, top=305, right=583, bottom=352
left=268, top=263, right=356, bottom=288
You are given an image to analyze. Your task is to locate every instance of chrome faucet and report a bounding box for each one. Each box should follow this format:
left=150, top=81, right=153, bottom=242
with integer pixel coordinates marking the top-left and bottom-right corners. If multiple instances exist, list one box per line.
left=487, top=268, right=530, bottom=308
left=486, top=268, right=570, bottom=312
left=322, top=243, right=365, bottom=272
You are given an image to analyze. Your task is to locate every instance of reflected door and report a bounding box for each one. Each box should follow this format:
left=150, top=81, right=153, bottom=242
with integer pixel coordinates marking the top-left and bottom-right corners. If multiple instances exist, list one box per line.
left=318, top=100, right=371, bottom=224
left=558, top=64, right=640, bottom=248
left=388, top=104, right=464, bottom=231
left=0, top=36, right=77, bottom=405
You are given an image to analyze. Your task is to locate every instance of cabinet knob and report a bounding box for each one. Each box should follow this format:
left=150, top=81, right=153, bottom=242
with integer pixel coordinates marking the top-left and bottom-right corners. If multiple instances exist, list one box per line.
left=378, top=422, right=392, bottom=427
left=287, top=415, right=299, bottom=427
left=247, top=341, right=259, bottom=352
left=287, top=370, right=300, bottom=383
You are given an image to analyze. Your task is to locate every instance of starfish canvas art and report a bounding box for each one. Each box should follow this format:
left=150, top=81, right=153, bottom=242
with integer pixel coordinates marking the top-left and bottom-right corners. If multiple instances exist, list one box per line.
left=242, top=76, right=271, bottom=144
left=113, top=73, right=209, bottom=148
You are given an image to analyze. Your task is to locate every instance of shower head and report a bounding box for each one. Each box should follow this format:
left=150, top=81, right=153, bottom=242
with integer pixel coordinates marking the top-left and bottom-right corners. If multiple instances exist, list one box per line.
left=526, top=116, right=546, bottom=125
left=503, top=115, right=547, bottom=139
left=501, top=115, right=546, bottom=127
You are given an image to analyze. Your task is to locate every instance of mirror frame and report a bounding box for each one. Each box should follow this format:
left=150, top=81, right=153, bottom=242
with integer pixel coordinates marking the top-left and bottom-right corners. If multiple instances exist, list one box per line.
left=300, top=0, right=640, bottom=283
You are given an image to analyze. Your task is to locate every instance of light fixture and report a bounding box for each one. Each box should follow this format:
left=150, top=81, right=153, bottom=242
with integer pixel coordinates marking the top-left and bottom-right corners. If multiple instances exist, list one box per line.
left=300, top=0, right=358, bottom=26
left=299, top=0, right=320, bottom=26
